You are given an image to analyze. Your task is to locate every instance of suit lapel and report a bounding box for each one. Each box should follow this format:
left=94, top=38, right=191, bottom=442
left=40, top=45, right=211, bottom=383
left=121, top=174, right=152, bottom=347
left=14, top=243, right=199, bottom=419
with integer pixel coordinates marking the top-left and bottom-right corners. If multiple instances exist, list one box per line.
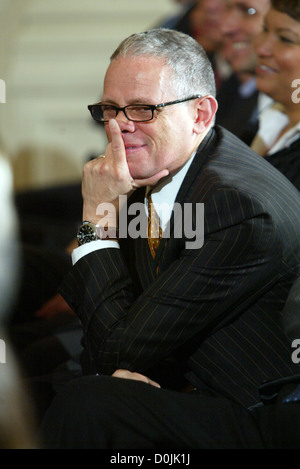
left=156, top=128, right=218, bottom=261
left=175, top=128, right=217, bottom=206
left=124, top=188, right=158, bottom=288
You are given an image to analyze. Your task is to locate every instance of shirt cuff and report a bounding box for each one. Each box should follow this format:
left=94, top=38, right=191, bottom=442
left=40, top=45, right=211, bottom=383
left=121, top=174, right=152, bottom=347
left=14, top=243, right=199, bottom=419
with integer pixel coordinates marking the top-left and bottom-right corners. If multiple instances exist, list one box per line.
left=71, top=240, right=120, bottom=265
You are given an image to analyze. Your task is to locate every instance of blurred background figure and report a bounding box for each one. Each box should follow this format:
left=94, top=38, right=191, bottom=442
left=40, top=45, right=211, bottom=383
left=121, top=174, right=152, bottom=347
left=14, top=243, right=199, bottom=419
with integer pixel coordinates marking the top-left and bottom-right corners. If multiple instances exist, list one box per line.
left=0, top=151, right=37, bottom=448
left=188, top=0, right=232, bottom=89
left=0, top=154, right=19, bottom=321
left=161, top=0, right=196, bottom=29
left=221, top=0, right=270, bottom=81
left=216, top=0, right=271, bottom=144
left=161, top=0, right=231, bottom=91
left=187, top=0, right=225, bottom=49
left=252, top=0, right=300, bottom=190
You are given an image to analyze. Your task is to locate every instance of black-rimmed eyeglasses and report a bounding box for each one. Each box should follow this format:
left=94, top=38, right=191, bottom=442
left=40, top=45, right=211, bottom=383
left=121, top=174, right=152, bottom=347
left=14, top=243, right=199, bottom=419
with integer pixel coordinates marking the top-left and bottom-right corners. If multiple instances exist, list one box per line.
left=87, top=95, right=202, bottom=123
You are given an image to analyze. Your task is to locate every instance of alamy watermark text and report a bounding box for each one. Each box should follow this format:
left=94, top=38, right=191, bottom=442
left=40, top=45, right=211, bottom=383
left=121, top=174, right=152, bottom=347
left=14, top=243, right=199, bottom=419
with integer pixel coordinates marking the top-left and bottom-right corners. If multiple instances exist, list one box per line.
left=97, top=196, right=204, bottom=249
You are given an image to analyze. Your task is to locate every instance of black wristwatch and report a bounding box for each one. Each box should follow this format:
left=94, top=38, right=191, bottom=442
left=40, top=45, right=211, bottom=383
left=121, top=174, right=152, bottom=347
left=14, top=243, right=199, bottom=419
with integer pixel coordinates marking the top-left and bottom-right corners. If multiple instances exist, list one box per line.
left=77, top=221, right=118, bottom=246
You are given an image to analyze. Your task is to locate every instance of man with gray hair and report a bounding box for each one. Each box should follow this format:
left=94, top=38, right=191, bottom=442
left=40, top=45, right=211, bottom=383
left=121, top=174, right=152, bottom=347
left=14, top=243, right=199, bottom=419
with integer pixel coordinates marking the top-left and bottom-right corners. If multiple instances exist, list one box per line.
left=40, top=28, right=300, bottom=449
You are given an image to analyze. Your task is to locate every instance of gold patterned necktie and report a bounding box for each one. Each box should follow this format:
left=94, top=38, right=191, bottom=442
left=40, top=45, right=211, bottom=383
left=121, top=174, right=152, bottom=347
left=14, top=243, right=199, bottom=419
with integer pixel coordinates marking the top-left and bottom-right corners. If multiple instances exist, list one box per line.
left=147, top=193, right=162, bottom=259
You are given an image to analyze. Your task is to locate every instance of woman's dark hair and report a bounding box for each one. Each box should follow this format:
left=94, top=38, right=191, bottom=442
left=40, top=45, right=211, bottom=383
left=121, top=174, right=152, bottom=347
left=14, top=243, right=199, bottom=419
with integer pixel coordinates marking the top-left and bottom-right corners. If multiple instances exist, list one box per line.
left=271, top=0, right=300, bottom=21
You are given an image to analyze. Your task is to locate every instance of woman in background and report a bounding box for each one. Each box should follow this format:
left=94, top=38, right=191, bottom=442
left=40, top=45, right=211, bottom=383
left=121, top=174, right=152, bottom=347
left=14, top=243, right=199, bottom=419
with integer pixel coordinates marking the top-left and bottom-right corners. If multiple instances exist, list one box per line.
left=252, top=0, right=300, bottom=190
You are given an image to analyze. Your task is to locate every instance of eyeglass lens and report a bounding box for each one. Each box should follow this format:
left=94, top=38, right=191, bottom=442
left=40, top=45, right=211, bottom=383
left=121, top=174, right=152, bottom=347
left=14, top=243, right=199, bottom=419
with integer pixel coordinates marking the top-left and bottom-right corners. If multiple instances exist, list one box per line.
left=93, top=105, right=153, bottom=122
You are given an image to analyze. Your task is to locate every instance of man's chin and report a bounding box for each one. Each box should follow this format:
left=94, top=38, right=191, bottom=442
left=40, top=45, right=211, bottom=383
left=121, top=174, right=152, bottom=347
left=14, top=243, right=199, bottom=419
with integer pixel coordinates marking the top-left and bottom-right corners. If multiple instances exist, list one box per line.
left=128, top=163, right=151, bottom=182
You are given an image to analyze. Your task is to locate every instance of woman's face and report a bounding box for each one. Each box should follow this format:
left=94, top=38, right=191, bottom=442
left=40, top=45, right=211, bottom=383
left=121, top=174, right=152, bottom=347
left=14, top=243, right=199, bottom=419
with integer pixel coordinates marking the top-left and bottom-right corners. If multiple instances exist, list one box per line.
left=255, top=8, right=300, bottom=107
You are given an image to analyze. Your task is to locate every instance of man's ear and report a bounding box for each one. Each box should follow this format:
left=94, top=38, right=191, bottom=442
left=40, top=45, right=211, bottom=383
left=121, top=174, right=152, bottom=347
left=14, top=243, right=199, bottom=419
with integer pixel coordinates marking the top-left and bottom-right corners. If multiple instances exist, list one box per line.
left=193, top=96, right=218, bottom=133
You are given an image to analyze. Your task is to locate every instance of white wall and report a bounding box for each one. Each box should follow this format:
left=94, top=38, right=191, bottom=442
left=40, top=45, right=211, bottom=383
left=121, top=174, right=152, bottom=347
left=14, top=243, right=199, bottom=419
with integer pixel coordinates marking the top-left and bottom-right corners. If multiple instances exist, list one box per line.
left=0, top=0, right=178, bottom=189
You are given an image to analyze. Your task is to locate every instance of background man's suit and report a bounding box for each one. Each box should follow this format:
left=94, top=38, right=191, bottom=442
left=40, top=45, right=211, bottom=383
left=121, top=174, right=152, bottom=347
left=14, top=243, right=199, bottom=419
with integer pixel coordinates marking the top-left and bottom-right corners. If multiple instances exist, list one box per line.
left=264, top=137, right=300, bottom=191
left=60, top=125, right=300, bottom=410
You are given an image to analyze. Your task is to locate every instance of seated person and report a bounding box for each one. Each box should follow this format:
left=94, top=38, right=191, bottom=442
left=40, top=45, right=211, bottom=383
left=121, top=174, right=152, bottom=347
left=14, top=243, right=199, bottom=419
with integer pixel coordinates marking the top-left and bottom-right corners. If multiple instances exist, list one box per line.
left=251, top=0, right=300, bottom=190
left=216, top=0, right=271, bottom=144
left=39, top=27, right=300, bottom=449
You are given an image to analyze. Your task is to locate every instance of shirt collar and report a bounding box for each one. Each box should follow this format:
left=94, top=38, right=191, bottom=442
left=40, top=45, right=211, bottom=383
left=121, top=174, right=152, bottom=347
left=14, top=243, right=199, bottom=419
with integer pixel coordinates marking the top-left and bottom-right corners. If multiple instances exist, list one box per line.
left=145, top=151, right=197, bottom=230
left=268, top=121, right=300, bottom=155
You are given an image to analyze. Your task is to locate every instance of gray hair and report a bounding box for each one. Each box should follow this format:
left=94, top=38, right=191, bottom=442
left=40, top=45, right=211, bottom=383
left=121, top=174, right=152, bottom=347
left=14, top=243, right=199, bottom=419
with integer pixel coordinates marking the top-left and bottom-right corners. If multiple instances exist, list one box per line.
left=110, top=28, right=216, bottom=98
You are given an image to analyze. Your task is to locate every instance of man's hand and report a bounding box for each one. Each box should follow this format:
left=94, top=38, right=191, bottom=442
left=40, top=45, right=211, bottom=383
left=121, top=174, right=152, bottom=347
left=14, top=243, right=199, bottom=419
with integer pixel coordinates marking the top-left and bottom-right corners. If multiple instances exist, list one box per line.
left=112, top=369, right=161, bottom=388
left=82, top=119, right=169, bottom=223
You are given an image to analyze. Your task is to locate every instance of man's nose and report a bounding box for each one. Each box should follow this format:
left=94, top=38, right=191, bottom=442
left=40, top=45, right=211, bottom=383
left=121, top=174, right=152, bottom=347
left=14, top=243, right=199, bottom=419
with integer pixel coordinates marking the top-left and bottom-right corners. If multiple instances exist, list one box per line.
left=220, top=8, right=241, bottom=36
left=115, top=111, right=136, bottom=130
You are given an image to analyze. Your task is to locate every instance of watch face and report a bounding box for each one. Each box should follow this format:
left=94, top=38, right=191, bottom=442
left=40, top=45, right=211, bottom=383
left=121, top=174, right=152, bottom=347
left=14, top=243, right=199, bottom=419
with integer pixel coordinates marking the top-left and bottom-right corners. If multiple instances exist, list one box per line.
left=77, top=223, right=97, bottom=245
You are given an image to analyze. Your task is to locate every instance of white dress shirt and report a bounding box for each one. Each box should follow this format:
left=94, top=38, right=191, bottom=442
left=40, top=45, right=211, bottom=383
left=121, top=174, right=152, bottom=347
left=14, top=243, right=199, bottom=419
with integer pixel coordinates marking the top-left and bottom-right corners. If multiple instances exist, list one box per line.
left=255, top=94, right=290, bottom=153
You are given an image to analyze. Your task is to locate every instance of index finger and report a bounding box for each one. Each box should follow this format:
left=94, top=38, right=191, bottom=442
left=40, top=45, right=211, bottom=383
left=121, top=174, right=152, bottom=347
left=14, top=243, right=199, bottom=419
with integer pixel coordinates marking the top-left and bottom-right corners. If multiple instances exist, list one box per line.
left=108, top=119, right=126, bottom=165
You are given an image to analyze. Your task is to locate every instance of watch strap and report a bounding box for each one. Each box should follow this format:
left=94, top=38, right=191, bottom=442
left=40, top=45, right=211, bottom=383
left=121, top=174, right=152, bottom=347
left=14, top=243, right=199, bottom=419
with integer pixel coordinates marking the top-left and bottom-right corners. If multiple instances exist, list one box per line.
left=77, top=220, right=118, bottom=245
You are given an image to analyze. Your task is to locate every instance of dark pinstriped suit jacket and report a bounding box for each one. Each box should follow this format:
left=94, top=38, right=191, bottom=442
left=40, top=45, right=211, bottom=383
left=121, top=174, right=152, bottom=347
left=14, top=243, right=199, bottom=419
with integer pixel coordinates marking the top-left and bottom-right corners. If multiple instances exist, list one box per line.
left=60, top=126, right=300, bottom=408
